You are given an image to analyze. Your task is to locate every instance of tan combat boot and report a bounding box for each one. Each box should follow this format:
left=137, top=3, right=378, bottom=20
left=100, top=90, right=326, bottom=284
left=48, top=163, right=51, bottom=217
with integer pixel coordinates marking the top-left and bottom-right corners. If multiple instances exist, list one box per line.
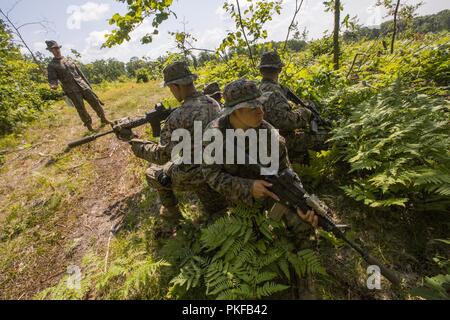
left=155, top=205, right=182, bottom=238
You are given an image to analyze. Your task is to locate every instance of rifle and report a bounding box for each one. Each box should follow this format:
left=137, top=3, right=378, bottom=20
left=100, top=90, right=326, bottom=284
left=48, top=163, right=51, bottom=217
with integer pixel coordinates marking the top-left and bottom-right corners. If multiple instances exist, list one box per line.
left=265, top=168, right=401, bottom=285
left=283, top=86, right=331, bottom=134
left=67, top=103, right=174, bottom=149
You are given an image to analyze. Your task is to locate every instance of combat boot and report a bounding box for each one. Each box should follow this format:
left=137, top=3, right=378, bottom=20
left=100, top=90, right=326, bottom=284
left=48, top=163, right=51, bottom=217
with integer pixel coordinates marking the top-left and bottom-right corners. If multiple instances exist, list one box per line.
left=86, top=123, right=95, bottom=132
left=155, top=205, right=182, bottom=238
left=100, top=118, right=112, bottom=126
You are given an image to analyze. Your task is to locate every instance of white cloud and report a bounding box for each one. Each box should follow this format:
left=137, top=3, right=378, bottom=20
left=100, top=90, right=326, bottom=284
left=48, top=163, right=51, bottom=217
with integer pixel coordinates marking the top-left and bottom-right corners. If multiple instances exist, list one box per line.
left=195, top=28, right=227, bottom=50
left=79, top=28, right=174, bottom=63
left=66, top=2, right=110, bottom=30
left=33, top=42, right=47, bottom=53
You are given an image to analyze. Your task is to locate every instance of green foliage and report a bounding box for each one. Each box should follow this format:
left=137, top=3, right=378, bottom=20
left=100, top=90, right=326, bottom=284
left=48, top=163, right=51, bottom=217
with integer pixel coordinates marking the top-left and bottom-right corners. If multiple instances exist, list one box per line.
left=104, top=0, right=175, bottom=47
left=0, top=20, right=47, bottom=134
left=81, top=58, right=127, bottom=84
left=96, top=251, right=170, bottom=299
left=219, top=0, right=282, bottom=63
left=135, top=67, right=150, bottom=83
left=169, top=204, right=325, bottom=300
left=411, top=239, right=450, bottom=300
left=332, top=79, right=450, bottom=210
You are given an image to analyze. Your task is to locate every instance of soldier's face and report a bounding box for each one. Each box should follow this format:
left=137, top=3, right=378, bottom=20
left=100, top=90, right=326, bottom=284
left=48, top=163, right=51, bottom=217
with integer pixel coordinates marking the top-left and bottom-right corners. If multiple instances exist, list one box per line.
left=50, top=47, right=61, bottom=57
left=168, top=84, right=182, bottom=102
left=233, top=106, right=264, bottom=128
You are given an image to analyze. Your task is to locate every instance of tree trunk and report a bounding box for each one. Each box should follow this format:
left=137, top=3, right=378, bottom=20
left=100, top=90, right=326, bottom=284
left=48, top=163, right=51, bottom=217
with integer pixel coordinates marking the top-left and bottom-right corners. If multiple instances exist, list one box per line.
left=391, top=0, right=401, bottom=54
left=236, top=0, right=255, bottom=68
left=333, top=0, right=341, bottom=70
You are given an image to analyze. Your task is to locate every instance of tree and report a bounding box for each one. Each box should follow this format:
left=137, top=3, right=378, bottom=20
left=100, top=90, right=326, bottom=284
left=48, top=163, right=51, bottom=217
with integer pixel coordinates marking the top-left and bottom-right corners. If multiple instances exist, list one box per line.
left=377, top=0, right=423, bottom=54
left=103, top=0, right=176, bottom=48
left=283, top=0, right=305, bottom=52
left=219, top=0, right=282, bottom=67
left=324, top=0, right=342, bottom=70
left=0, top=1, right=54, bottom=75
left=0, top=20, right=46, bottom=133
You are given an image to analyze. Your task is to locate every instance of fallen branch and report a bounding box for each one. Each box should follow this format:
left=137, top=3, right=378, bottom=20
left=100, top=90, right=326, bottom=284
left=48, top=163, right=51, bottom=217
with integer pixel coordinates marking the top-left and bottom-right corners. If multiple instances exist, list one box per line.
left=346, top=53, right=367, bottom=79
left=104, top=231, right=113, bottom=273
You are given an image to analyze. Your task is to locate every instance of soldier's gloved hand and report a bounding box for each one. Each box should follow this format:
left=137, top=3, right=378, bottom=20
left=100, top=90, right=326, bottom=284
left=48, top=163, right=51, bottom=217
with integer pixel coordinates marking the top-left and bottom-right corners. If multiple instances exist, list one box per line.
left=112, top=118, right=137, bottom=141
left=296, top=208, right=319, bottom=229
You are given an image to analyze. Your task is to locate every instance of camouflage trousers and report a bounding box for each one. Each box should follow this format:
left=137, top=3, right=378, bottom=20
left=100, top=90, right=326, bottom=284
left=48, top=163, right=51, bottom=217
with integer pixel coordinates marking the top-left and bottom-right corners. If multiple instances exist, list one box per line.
left=145, top=162, right=228, bottom=218
left=268, top=201, right=314, bottom=249
left=284, top=131, right=330, bottom=163
left=66, top=89, right=108, bottom=127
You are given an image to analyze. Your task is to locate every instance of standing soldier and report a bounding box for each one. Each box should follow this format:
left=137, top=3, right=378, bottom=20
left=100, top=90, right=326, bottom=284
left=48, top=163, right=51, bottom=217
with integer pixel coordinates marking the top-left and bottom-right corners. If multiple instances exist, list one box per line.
left=203, top=82, right=223, bottom=107
left=114, top=61, right=227, bottom=236
left=46, top=40, right=111, bottom=131
left=258, top=51, right=329, bottom=162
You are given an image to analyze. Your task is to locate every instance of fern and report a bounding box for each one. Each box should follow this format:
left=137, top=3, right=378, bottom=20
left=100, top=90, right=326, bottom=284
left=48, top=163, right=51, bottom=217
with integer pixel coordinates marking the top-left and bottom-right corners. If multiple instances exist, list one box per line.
left=334, top=79, right=450, bottom=211
left=169, top=204, right=326, bottom=299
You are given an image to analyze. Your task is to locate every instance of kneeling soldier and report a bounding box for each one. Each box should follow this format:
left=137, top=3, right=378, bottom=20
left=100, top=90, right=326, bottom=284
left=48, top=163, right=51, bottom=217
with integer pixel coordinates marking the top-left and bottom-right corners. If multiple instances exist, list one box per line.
left=115, top=61, right=227, bottom=236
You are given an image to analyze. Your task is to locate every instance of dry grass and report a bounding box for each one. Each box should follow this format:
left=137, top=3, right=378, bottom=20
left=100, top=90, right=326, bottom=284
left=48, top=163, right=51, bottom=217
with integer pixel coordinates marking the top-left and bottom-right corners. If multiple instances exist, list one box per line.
left=0, top=81, right=170, bottom=299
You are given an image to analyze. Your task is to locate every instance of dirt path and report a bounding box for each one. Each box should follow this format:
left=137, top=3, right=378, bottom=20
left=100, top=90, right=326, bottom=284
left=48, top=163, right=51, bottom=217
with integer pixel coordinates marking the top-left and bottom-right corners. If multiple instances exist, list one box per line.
left=0, top=81, right=169, bottom=299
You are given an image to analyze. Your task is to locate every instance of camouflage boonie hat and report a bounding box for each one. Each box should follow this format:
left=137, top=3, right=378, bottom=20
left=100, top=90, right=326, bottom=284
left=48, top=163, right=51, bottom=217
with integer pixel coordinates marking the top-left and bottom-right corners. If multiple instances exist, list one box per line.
left=163, top=61, right=198, bottom=86
left=258, top=51, right=284, bottom=69
left=45, top=40, right=62, bottom=50
left=203, top=82, right=221, bottom=96
left=221, top=79, right=268, bottom=116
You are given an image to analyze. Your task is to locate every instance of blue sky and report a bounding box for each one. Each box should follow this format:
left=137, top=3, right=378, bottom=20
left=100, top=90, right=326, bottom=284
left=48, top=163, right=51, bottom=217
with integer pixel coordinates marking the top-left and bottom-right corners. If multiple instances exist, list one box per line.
left=2, top=0, right=449, bottom=63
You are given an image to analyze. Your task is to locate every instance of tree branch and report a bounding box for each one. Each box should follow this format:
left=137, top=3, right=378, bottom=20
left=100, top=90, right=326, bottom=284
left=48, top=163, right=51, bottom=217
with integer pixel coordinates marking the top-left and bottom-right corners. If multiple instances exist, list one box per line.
left=6, top=0, right=22, bottom=16
left=236, top=0, right=255, bottom=68
left=283, top=0, right=304, bottom=51
left=391, top=0, right=401, bottom=54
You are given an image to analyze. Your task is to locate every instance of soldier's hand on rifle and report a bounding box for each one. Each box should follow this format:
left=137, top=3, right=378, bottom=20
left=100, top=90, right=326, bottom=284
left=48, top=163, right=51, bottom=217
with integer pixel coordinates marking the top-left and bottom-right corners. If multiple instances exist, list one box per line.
left=297, top=208, right=319, bottom=229
left=251, top=180, right=280, bottom=202
left=112, top=118, right=137, bottom=141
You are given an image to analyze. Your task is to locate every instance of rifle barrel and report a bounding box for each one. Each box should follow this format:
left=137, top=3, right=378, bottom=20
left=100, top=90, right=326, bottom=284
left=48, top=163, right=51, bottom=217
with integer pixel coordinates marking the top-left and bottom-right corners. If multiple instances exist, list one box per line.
left=67, top=130, right=114, bottom=149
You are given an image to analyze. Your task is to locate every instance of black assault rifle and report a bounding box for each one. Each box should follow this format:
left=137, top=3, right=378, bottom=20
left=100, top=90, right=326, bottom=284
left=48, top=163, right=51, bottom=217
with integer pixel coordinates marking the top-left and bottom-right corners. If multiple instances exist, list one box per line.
left=283, top=86, right=331, bottom=134
left=265, top=168, right=401, bottom=285
left=67, top=103, right=174, bottom=149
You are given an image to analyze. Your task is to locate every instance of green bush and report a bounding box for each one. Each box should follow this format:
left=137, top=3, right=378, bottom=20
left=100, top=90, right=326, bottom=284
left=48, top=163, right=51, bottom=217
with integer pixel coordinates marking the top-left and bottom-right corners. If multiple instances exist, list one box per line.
left=0, top=21, right=47, bottom=134
left=169, top=204, right=325, bottom=299
left=135, top=68, right=150, bottom=83
left=332, top=79, right=450, bottom=210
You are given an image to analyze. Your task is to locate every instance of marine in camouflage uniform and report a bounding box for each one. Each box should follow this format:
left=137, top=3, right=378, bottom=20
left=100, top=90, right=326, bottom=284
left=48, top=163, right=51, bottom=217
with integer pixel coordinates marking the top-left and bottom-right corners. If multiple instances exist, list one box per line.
left=258, top=51, right=328, bottom=162
left=203, top=82, right=223, bottom=107
left=117, top=61, right=227, bottom=229
left=202, top=79, right=316, bottom=234
left=201, top=79, right=319, bottom=298
left=46, top=40, right=111, bottom=131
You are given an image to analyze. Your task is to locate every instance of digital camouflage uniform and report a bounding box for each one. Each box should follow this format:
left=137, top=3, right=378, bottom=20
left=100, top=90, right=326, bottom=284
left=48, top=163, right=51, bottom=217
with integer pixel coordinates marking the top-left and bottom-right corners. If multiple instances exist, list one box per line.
left=128, top=61, right=227, bottom=219
left=203, top=82, right=223, bottom=108
left=46, top=40, right=109, bottom=128
left=258, top=52, right=327, bottom=161
left=201, top=79, right=312, bottom=238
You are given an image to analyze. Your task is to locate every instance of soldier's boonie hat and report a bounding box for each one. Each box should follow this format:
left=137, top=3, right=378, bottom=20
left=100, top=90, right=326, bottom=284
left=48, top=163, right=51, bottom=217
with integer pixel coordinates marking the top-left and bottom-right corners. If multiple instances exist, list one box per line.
left=163, top=61, right=198, bottom=87
left=203, top=82, right=221, bottom=96
left=45, top=40, right=62, bottom=50
left=221, top=79, right=268, bottom=116
left=258, top=51, right=284, bottom=69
